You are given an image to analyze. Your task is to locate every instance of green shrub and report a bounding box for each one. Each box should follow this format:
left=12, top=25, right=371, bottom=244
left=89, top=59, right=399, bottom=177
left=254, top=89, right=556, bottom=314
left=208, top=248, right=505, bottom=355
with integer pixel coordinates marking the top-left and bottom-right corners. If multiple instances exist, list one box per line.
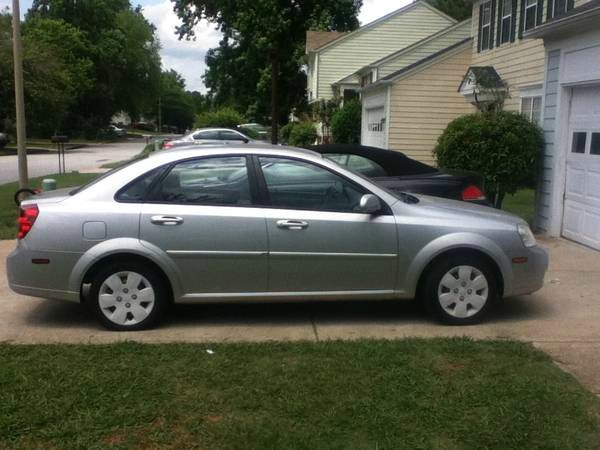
left=279, top=122, right=296, bottom=144
left=435, top=111, right=544, bottom=208
left=331, top=100, right=362, bottom=144
left=288, top=122, right=317, bottom=147
left=194, top=107, right=245, bottom=129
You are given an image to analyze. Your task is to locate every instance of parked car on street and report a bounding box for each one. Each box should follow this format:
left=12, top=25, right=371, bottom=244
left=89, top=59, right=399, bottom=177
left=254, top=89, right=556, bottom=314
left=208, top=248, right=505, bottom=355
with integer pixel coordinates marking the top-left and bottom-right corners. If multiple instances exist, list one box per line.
left=309, top=144, right=489, bottom=205
left=108, top=124, right=127, bottom=137
left=7, top=144, right=548, bottom=331
left=163, top=128, right=253, bottom=149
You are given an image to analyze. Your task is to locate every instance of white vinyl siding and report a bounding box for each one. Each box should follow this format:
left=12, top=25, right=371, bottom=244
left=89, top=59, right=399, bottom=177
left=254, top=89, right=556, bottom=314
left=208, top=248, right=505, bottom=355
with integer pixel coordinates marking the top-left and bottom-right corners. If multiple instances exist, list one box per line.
left=316, top=3, right=453, bottom=101
left=378, top=20, right=472, bottom=79
left=387, top=44, right=475, bottom=165
left=471, top=1, right=546, bottom=112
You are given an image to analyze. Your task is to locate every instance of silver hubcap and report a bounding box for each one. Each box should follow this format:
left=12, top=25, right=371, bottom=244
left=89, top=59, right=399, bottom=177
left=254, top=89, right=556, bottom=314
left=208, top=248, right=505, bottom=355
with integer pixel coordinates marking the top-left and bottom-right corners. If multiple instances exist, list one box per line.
left=98, top=271, right=155, bottom=326
left=437, top=265, right=488, bottom=319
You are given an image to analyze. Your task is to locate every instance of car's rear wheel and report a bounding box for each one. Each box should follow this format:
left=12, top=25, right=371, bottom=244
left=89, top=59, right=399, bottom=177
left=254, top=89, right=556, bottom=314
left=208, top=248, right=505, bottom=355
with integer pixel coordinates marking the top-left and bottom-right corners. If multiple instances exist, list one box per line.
left=422, top=254, right=498, bottom=325
left=88, top=261, right=168, bottom=331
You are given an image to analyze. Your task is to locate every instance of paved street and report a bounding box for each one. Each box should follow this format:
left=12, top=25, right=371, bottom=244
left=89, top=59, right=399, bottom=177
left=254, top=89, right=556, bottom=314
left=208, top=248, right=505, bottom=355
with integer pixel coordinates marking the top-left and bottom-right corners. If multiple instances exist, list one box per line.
left=0, top=141, right=144, bottom=184
left=0, top=237, right=599, bottom=394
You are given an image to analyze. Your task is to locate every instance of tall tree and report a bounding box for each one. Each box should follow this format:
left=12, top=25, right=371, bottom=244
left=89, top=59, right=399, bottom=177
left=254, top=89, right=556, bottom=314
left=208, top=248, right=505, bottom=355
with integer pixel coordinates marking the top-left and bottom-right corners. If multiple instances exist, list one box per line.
left=156, top=69, right=196, bottom=132
left=173, top=0, right=362, bottom=143
left=27, top=0, right=161, bottom=135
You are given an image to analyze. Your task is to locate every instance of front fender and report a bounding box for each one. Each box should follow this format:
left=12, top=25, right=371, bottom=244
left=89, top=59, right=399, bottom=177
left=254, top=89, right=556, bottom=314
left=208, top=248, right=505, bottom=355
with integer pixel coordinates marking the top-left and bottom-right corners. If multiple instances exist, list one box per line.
left=402, top=232, right=513, bottom=298
left=68, top=238, right=183, bottom=300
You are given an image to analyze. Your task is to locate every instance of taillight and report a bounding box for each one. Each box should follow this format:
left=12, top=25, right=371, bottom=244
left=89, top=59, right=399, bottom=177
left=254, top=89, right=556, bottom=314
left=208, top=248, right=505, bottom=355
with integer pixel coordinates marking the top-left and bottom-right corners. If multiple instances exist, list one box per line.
left=18, top=204, right=39, bottom=239
left=162, top=141, right=174, bottom=149
left=462, top=185, right=486, bottom=202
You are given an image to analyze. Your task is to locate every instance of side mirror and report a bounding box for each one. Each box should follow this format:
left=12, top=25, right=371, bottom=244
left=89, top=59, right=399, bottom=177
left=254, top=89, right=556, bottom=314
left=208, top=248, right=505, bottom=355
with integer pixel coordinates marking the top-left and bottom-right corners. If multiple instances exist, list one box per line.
left=357, top=194, right=382, bottom=214
left=242, top=138, right=249, bottom=143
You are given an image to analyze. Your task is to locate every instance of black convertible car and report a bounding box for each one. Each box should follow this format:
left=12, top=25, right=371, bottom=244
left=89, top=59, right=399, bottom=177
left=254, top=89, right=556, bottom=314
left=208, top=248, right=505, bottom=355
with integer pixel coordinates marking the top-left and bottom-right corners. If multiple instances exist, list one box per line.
left=308, top=144, right=488, bottom=205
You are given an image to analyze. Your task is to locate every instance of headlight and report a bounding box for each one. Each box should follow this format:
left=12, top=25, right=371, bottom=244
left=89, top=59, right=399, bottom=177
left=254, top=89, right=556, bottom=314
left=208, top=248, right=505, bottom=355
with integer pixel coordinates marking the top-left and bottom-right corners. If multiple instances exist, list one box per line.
left=517, top=223, right=536, bottom=248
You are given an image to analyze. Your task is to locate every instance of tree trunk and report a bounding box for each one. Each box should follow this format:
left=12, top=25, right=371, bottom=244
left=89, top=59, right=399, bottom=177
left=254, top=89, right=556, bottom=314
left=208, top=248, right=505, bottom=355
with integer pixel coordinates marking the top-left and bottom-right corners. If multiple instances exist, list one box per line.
left=495, top=191, right=505, bottom=209
left=270, top=50, right=280, bottom=145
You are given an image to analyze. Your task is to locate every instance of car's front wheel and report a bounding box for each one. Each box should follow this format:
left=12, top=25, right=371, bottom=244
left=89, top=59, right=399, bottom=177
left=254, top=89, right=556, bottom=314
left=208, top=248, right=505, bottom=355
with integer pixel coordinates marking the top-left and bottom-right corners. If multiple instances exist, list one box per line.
left=88, top=261, right=169, bottom=331
left=422, top=254, right=498, bottom=325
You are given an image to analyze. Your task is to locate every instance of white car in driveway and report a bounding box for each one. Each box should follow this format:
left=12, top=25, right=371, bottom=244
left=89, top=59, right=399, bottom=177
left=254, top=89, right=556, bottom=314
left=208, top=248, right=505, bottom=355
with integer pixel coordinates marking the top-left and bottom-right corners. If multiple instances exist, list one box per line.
left=163, top=128, right=253, bottom=149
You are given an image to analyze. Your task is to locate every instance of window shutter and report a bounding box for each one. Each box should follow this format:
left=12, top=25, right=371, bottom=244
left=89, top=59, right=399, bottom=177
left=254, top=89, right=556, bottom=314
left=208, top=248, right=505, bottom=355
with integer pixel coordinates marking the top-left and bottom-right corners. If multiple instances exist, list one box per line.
left=490, top=0, right=497, bottom=49
left=536, top=0, right=544, bottom=26
left=518, top=0, right=526, bottom=39
left=496, top=0, right=503, bottom=46
left=547, top=0, right=554, bottom=19
left=567, top=0, right=574, bottom=10
left=511, top=0, right=518, bottom=41
left=478, top=3, right=484, bottom=52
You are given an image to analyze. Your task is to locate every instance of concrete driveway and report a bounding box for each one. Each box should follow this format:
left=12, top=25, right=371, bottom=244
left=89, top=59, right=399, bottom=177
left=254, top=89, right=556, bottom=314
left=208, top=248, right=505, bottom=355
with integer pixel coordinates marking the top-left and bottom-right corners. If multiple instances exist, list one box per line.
left=0, top=142, right=143, bottom=184
left=0, top=237, right=598, bottom=394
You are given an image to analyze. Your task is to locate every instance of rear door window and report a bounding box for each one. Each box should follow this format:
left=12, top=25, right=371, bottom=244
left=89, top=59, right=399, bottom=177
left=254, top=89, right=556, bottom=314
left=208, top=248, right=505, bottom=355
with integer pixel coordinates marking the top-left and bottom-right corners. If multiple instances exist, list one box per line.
left=149, top=156, right=252, bottom=206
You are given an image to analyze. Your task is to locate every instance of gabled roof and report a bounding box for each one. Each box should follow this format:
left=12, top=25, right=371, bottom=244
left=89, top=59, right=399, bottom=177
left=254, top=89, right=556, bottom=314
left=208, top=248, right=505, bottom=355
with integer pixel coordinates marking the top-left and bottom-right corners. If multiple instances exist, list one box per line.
left=353, top=19, right=472, bottom=75
left=363, top=37, right=472, bottom=91
left=306, top=31, right=349, bottom=52
left=307, top=0, right=457, bottom=54
left=458, top=66, right=505, bottom=93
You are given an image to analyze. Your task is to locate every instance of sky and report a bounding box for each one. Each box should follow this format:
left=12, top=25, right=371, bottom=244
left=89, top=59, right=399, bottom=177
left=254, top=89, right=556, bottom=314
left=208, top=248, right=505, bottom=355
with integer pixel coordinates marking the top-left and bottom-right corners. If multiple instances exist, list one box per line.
left=1, top=0, right=412, bottom=93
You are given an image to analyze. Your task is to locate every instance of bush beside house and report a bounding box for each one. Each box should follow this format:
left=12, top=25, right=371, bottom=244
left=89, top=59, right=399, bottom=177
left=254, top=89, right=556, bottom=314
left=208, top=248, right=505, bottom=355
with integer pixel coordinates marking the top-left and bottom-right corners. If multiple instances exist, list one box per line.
left=288, top=122, right=318, bottom=147
left=435, top=111, right=544, bottom=209
left=332, top=100, right=361, bottom=144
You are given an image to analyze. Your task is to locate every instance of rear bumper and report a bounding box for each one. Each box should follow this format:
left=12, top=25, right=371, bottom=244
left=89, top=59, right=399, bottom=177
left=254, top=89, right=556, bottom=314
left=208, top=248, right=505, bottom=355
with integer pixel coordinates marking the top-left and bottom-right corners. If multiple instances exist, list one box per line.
left=506, top=245, right=549, bottom=297
left=6, top=242, right=81, bottom=303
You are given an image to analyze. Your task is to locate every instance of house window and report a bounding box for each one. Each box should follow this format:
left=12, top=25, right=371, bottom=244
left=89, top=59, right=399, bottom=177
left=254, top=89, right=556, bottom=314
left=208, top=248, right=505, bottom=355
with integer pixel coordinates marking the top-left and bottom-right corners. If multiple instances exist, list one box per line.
left=361, top=72, right=373, bottom=88
left=480, top=1, right=493, bottom=51
left=524, top=0, right=539, bottom=31
left=521, top=96, right=542, bottom=125
left=499, top=0, right=513, bottom=44
left=343, top=89, right=359, bottom=103
left=548, top=0, right=573, bottom=19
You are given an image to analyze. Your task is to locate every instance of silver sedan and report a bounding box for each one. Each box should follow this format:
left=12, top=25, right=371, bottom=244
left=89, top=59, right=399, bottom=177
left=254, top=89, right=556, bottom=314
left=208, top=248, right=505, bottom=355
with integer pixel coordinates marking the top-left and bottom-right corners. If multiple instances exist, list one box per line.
left=7, top=145, right=548, bottom=330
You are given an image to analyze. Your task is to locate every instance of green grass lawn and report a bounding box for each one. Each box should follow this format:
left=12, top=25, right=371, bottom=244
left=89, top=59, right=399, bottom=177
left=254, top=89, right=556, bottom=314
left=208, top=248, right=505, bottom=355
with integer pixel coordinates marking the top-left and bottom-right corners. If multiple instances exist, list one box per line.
left=0, top=172, right=98, bottom=240
left=503, top=189, right=535, bottom=224
left=0, top=339, right=598, bottom=449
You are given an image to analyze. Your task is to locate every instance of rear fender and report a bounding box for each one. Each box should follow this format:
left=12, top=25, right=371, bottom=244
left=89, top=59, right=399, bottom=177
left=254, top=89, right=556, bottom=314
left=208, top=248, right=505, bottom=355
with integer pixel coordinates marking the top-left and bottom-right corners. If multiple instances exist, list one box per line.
left=68, top=238, right=183, bottom=300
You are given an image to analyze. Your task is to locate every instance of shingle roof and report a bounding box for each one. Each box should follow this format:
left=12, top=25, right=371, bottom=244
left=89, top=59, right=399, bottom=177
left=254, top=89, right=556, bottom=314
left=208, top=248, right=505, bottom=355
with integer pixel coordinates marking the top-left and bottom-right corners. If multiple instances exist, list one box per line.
left=380, top=37, right=472, bottom=82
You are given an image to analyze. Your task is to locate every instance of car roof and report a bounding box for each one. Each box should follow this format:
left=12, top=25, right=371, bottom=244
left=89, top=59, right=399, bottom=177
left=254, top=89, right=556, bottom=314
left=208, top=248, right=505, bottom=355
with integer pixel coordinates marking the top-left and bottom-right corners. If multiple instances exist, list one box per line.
left=150, top=143, right=322, bottom=163
left=191, top=128, right=244, bottom=133
left=308, top=144, right=437, bottom=176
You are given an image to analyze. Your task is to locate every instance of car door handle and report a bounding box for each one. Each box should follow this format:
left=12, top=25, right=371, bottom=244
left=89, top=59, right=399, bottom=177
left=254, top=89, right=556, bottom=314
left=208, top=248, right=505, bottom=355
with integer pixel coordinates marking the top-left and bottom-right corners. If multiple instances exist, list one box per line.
left=151, top=215, right=184, bottom=226
left=277, top=220, right=309, bottom=230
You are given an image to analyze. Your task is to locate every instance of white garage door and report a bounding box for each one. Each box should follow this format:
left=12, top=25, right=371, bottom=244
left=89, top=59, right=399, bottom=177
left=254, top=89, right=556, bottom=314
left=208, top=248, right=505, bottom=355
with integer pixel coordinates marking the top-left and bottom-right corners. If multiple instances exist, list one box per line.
left=364, top=106, right=386, bottom=148
left=562, top=86, right=600, bottom=249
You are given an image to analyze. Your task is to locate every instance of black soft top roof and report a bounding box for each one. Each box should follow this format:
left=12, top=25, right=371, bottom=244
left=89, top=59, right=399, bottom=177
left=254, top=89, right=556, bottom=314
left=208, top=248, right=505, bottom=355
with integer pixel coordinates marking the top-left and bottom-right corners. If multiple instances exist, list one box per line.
left=306, top=144, right=438, bottom=176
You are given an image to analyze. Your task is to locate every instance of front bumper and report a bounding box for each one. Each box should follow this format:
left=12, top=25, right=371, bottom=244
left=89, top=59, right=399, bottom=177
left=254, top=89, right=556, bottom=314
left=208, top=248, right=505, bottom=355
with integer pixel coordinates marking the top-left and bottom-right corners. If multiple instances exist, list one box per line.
left=506, top=245, right=549, bottom=297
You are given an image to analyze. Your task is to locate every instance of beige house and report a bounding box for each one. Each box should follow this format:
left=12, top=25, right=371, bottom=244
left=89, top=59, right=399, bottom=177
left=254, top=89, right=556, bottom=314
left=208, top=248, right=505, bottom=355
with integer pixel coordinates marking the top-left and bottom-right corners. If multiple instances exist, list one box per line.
left=358, top=20, right=474, bottom=162
left=306, top=1, right=457, bottom=104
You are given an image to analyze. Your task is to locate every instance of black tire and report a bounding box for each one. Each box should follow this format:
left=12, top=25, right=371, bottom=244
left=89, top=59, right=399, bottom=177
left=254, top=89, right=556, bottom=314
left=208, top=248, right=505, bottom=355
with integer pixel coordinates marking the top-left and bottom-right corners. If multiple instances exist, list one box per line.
left=87, top=260, right=169, bottom=331
left=422, top=254, right=498, bottom=325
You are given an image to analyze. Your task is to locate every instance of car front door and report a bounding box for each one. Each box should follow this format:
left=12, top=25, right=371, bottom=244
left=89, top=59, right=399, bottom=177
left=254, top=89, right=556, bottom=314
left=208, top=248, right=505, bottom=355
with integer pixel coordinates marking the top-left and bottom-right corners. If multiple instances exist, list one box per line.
left=139, top=156, right=268, bottom=297
left=256, top=156, right=398, bottom=295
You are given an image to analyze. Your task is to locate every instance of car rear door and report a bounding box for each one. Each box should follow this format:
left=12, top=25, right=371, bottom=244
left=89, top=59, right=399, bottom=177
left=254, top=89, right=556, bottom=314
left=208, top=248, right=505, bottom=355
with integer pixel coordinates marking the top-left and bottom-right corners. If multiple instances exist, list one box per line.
left=139, top=155, right=268, bottom=297
left=256, top=156, right=398, bottom=295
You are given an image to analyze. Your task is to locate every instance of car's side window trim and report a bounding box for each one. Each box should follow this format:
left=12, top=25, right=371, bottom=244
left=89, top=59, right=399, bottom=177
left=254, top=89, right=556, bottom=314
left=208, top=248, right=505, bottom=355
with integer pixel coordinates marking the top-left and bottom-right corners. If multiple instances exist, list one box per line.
left=117, top=155, right=263, bottom=208
left=252, top=154, right=392, bottom=215
left=114, top=164, right=171, bottom=203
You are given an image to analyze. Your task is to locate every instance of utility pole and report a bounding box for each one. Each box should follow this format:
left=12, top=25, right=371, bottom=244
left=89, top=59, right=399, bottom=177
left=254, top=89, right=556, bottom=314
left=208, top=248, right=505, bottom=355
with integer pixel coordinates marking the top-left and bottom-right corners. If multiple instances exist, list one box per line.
left=11, top=0, right=28, bottom=188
